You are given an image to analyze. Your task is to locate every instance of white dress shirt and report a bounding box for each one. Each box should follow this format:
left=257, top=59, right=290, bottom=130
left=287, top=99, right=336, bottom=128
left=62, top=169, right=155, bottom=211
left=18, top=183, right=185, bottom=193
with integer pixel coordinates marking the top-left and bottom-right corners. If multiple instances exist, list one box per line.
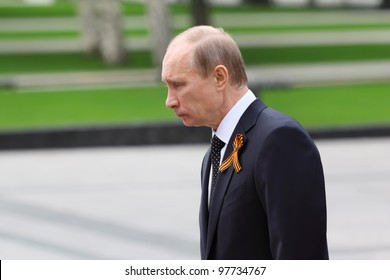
left=208, top=89, right=257, bottom=204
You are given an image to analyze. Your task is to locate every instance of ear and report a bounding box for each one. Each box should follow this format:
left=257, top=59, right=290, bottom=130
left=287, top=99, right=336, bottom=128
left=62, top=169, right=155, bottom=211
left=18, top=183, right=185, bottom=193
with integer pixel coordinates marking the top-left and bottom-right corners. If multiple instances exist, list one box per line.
left=214, top=65, right=228, bottom=91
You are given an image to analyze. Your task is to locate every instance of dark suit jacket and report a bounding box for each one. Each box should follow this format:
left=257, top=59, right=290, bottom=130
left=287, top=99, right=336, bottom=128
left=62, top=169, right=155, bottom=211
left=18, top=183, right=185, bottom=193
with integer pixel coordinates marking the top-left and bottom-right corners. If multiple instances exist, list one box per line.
left=200, top=99, right=329, bottom=260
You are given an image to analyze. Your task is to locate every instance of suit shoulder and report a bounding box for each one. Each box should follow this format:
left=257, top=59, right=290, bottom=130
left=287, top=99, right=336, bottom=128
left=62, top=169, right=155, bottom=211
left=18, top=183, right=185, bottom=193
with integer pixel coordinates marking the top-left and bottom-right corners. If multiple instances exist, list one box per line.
left=257, top=107, right=308, bottom=135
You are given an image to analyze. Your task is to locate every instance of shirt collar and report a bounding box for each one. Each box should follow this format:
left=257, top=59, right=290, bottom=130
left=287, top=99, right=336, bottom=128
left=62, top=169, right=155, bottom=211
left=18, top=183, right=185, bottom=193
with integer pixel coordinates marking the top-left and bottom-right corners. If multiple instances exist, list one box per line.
left=214, top=89, right=256, bottom=144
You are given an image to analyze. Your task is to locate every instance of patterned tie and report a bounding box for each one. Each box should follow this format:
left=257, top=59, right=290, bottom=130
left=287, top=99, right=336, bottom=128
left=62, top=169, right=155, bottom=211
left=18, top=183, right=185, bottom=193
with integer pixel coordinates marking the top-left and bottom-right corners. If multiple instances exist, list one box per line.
left=209, top=135, right=225, bottom=206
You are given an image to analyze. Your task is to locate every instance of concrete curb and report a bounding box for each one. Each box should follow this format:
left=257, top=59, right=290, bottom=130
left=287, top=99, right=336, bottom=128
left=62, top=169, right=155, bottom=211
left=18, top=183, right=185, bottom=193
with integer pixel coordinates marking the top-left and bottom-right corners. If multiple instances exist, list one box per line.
left=309, top=125, right=390, bottom=140
left=0, top=123, right=210, bottom=150
left=1, top=123, right=390, bottom=150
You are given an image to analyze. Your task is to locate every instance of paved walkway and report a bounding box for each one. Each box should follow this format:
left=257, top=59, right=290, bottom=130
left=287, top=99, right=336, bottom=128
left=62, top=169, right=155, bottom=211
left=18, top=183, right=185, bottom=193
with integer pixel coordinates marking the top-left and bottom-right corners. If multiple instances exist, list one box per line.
left=1, top=11, right=390, bottom=32
left=2, top=29, right=390, bottom=53
left=1, top=137, right=390, bottom=259
left=1, top=10, right=390, bottom=53
left=2, top=60, right=390, bottom=89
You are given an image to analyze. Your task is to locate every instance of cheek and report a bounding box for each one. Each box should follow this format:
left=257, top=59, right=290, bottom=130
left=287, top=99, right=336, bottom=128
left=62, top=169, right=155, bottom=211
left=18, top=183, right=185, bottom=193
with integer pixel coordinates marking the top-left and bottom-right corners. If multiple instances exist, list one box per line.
left=201, top=87, right=220, bottom=108
left=191, top=90, right=215, bottom=112
left=182, top=81, right=218, bottom=111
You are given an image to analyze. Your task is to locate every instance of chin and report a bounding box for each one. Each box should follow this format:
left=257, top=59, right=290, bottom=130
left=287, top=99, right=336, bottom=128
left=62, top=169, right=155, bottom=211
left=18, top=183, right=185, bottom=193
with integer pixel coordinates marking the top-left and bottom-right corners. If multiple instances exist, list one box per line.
left=182, top=118, right=198, bottom=127
left=182, top=120, right=194, bottom=127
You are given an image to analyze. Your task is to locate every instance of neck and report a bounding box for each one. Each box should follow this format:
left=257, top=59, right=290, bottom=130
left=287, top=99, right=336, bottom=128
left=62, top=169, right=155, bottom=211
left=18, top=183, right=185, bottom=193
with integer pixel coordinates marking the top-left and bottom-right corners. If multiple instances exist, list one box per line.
left=211, top=86, right=248, bottom=131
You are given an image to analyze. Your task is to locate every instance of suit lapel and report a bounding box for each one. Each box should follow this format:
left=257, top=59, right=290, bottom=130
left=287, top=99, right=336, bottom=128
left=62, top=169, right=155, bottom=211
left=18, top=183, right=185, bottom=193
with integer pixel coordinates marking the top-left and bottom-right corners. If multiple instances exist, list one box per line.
left=205, top=98, right=267, bottom=258
left=200, top=148, right=211, bottom=258
left=206, top=130, right=243, bottom=257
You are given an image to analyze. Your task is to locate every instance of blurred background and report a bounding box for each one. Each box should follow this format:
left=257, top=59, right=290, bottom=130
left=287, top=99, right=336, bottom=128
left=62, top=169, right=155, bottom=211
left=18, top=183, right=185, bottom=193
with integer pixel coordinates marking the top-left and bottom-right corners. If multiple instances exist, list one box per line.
left=0, top=0, right=390, bottom=259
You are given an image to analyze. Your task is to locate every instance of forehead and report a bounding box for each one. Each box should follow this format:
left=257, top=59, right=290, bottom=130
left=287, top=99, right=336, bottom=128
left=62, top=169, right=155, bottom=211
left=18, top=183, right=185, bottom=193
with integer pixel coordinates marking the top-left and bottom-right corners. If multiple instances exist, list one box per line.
left=162, top=43, right=195, bottom=82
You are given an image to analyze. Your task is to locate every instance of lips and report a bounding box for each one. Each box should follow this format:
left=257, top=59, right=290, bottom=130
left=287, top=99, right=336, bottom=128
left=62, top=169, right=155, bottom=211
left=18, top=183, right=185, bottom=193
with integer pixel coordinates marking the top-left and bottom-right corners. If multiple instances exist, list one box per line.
left=175, top=112, right=185, bottom=118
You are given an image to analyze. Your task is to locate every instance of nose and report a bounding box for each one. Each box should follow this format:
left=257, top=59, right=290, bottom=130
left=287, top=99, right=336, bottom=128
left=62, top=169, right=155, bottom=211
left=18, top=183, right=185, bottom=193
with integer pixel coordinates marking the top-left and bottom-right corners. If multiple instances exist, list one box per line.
left=165, top=88, right=179, bottom=109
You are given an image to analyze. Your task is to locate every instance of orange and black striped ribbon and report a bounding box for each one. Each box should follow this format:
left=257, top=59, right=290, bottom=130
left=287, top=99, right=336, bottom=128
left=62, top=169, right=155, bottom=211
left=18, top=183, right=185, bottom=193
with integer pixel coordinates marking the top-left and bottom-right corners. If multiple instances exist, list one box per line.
left=219, top=134, right=244, bottom=173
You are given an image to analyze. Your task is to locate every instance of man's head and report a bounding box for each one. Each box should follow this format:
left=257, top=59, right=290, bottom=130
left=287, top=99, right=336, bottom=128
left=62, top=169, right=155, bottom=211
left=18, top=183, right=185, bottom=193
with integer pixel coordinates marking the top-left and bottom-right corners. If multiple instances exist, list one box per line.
left=161, top=26, right=248, bottom=130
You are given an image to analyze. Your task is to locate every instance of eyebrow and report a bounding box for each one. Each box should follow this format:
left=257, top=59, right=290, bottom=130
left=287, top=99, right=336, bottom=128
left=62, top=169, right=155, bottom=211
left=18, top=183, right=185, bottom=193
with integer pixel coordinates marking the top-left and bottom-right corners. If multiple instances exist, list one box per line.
left=162, top=77, right=185, bottom=84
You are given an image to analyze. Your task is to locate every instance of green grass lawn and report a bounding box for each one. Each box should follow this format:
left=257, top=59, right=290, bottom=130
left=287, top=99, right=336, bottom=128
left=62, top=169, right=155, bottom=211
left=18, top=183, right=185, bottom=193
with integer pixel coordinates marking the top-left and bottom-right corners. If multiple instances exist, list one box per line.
left=0, top=29, right=147, bottom=40
left=2, top=23, right=390, bottom=40
left=0, top=2, right=145, bottom=17
left=0, top=86, right=175, bottom=131
left=1, top=2, right=388, bottom=134
left=1, top=82, right=389, bottom=132
left=2, top=44, right=390, bottom=74
left=0, top=51, right=153, bottom=73
left=262, top=82, right=390, bottom=128
left=0, top=2, right=341, bottom=18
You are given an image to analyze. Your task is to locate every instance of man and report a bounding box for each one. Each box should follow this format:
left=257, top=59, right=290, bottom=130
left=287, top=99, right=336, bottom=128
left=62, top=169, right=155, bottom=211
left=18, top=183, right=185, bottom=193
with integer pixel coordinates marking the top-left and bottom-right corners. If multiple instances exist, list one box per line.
left=162, top=26, right=328, bottom=260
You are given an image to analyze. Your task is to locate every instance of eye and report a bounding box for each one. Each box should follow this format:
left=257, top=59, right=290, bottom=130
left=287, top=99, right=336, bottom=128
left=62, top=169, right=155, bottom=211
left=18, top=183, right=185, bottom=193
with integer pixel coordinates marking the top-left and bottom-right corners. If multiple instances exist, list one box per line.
left=166, top=80, right=186, bottom=89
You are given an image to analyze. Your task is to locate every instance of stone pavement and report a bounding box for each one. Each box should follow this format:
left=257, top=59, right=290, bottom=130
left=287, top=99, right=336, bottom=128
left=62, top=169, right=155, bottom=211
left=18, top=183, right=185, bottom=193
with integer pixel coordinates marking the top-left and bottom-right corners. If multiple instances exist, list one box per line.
left=1, top=137, right=390, bottom=260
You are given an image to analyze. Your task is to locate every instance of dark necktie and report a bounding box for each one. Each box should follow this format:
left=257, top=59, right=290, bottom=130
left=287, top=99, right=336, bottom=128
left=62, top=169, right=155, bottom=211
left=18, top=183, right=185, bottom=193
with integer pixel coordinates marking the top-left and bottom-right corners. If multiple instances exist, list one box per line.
left=209, top=135, right=225, bottom=206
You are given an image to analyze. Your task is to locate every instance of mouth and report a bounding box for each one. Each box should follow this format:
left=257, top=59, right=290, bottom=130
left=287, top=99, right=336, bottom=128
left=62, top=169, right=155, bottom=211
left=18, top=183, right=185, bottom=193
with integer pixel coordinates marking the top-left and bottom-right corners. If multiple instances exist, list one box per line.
left=175, top=112, right=185, bottom=118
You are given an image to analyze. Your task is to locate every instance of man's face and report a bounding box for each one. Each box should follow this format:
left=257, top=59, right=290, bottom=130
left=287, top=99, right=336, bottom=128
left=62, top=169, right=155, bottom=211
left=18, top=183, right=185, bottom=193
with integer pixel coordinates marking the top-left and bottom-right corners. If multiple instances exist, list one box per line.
left=162, top=46, right=223, bottom=129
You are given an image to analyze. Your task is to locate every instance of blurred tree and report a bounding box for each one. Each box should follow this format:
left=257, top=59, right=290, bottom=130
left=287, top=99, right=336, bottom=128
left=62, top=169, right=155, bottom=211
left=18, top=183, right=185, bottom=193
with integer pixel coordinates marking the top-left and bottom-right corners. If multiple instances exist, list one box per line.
left=308, top=0, right=318, bottom=8
left=146, top=0, right=172, bottom=71
left=77, top=0, right=127, bottom=65
left=191, top=0, right=210, bottom=25
left=78, top=0, right=100, bottom=55
left=242, top=0, right=271, bottom=5
left=96, top=0, right=127, bottom=65
left=381, top=0, right=390, bottom=9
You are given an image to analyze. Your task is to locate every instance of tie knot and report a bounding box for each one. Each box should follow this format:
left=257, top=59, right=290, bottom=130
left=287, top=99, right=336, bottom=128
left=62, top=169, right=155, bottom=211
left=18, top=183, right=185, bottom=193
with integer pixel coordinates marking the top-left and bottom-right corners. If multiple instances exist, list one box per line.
left=211, top=135, right=225, bottom=168
left=211, top=135, right=225, bottom=151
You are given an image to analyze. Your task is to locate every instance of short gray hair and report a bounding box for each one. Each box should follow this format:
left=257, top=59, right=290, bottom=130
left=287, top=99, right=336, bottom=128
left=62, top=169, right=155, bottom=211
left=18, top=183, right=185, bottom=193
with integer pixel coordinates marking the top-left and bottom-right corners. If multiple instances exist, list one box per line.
left=170, top=26, right=248, bottom=88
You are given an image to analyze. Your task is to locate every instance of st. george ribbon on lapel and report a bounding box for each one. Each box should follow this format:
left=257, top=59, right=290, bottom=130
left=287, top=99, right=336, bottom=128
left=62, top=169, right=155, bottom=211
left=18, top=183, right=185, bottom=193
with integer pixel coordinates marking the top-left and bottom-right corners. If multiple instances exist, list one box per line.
left=219, top=134, right=244, bottom=173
